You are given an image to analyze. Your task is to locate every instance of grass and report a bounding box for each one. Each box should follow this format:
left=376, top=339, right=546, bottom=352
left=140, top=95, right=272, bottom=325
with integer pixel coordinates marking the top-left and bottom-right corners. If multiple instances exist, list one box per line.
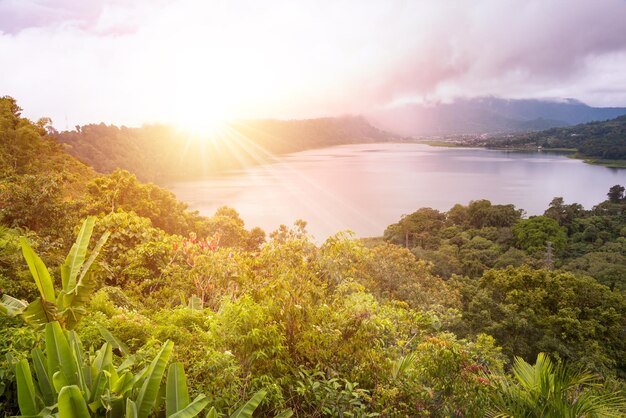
left=415, top=140, right=467, bottom=148
left=572, top=154, right=626, bottom=169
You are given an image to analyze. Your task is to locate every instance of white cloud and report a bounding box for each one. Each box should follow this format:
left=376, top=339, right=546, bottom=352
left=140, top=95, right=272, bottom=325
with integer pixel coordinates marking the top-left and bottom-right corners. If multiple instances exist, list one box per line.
left=1, top=0, right=626, bottom=127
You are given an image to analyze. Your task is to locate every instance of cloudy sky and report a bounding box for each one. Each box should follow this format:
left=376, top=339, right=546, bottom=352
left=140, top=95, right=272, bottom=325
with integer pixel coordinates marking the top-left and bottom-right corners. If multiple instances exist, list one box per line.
left=1, top=0, right=626, bottom=129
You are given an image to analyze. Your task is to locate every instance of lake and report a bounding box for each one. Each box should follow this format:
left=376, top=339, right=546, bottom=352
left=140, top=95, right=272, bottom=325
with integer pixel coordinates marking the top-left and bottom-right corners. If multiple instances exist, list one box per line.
left=170, top=143, right=626, bottom=241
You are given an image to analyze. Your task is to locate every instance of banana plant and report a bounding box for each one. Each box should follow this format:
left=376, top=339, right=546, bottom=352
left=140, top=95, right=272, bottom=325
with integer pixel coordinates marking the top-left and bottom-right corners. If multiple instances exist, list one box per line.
left=165, top=363, right=208, bottom=418
left=0, top=216, right=110, bottom=330
left=14, top=322, right=290, bottom=418
left=14, top=321, right=212, bottom=418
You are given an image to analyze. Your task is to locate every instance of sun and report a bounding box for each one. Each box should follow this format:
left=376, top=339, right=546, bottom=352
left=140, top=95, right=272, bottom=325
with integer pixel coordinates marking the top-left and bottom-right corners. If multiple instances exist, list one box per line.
left=172, top=105, right=231, bottom=142
left=178, top=116, right=228, bottom=140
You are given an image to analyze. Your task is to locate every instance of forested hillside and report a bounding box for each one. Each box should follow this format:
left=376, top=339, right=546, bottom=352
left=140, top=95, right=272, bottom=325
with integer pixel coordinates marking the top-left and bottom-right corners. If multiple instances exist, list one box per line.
left=383, top=196, right=626, bottom=371
left=484, top=115, right=626, bottom=161
left=1, top=96, right=625, bottom=417
left=54, top=117, right=392, bottom=183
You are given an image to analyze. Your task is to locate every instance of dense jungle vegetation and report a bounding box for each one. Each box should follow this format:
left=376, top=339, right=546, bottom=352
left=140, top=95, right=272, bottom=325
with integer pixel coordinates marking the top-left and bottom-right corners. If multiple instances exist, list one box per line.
left=1, top=96, right=625, bottom=417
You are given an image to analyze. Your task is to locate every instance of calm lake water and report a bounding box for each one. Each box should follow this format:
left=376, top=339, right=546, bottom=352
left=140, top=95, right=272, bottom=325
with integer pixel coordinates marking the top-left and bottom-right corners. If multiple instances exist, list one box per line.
left=170, top=143, right=626, bottom=241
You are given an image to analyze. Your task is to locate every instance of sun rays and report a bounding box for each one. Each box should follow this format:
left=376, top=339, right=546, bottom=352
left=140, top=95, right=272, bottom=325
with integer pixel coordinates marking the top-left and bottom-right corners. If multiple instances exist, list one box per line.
left=174, top=120, right=382, bottom=240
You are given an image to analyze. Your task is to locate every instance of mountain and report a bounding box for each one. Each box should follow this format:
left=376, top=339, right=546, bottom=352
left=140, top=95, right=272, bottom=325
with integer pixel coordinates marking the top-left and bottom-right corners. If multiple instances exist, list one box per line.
left=54, top=116, right=393, bottom=183
left=368, top=97, right=626, bottom=136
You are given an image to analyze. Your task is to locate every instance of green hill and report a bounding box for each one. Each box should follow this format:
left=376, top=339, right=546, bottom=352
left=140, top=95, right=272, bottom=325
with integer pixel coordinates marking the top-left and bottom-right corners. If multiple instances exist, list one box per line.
left=485, top=114, right=626, bottom=164
left=54, top=116, right=393, bottom=183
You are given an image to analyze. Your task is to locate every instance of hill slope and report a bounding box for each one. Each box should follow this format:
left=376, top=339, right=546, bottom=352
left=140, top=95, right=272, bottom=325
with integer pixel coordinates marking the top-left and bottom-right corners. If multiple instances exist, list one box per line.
left=484, top=114, right=626, bottom=161
left=54, top=116, right=393, bottom=182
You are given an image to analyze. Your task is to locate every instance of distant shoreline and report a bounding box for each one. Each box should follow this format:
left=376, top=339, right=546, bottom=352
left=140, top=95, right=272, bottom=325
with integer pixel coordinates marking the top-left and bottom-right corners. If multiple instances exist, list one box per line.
left=416, top=140, right=626, bottom=169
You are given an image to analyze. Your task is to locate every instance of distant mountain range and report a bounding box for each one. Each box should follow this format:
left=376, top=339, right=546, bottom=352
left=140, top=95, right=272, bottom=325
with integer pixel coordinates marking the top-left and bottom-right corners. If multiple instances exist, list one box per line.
left=368, top=97, right=626, bottom=137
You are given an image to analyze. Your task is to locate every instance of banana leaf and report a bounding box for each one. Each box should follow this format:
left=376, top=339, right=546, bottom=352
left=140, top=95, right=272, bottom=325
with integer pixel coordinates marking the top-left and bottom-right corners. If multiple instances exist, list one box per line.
left=22, top=298, right=57, bottom=329
left=31, top=348, right=56, bottom=406
left=45, top=321, right=79, bottom=387
left=166, top=363, right=190, bottom=416
left=168, top=395, right=208, bottom=418
left=62, top=217, right=96, bottom=290
left=15, top=359, right=40, bottom=416
left=135, top=340, right=174, bottom=418
left=20, top=237, right=55, bottom=303
left=230, top=390, right=266, bottom=418
left=76, top=230, right=110, bottom=285
left=98, top=325, right=130, bottom=357
left=0, top=294, right=28, bottom=316
left=58, top=385, right=91, bottom=418
left=126, top=398, right=138, bottom=418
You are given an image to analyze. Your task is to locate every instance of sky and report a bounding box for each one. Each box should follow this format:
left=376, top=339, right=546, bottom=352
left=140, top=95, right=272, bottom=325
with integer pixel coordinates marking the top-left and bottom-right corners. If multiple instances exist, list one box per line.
left=2, top=0, right=626, bottom=130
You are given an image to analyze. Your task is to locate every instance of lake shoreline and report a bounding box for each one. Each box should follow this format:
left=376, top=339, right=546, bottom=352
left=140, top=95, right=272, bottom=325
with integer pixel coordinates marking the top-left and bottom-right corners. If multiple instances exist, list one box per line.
left=169, top=143, right=626, bottom=241
left=416, top=140, right=626, bottom=169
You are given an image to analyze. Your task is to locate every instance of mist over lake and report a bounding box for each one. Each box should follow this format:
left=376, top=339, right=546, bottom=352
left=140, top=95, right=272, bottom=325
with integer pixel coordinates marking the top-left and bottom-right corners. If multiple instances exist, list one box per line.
left=169, top=143, right=626, bottom=240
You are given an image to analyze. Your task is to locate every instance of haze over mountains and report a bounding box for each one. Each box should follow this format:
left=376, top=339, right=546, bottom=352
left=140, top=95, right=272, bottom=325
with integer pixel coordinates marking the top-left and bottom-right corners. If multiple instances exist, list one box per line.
left=369, top=97, right=626, bottom=137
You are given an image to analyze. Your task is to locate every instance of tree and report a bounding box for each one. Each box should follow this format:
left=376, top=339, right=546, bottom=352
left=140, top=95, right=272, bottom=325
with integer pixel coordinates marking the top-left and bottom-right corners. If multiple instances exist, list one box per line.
left=466, top=200, right=523, bottom=229
left=0, top=97, right=56, bottom=173
left=383, top=208, right=445, bottom=249
left=85, top=169, right=205, bottom=236
left=447, top=203, right=470, bottom=227
left=607, top=184, right=625, bottom=203
left=453, top=267, right=626, bottom=375
left=0, top=174, right=79, bottom=236
left=513, top=216, right=567, bottom=256
left=204, top=206, right=256, bottom=248
left=544, top=197, right=584, bottom=232
left=363, top=242, right=460, bottom=311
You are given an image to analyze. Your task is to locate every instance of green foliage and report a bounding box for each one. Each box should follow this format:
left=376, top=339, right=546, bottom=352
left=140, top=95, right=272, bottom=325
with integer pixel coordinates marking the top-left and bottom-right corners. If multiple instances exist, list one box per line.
left=0, top=173, right=81, bottom=238
left=363, top=243, right=460, bottom=311
left=544, top=197, right=585, bottom=233
left=58, top=385, right=91, bottom=418
left=607, top=184, right=625, bottom=203
left=465, top=200, right=524, bottom=229
left=488, top=353, right=626, bottom=417
left=486, top=114, right=626, bottom=161
left=89, top=210, right=162, bottom=287
left=371, top=333, right=504, bottom=417
left=1, top=96, right=625, bottom=417
left=453, top=267, right=626, bottom=376
left=0, top=217, right=109, bottom=330
left=563, top=240, right=626, bottom=290
left=291, top=369, right=375, bottom=417
left=513, top=216, right=567, bottom=256
left=85, top=169, right=206, bottom=236
left=0, top=97, right=94, bottom=242
left=10, top=321, right=212, bottom=418
left=384, top=200, right=526, bottom=279
left=384, top=208, right=445, bottom=249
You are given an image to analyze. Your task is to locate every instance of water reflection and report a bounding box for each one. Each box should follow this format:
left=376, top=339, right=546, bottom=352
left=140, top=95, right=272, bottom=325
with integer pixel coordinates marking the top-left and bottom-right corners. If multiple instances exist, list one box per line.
left=170, top=144, right=626, bottom=241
